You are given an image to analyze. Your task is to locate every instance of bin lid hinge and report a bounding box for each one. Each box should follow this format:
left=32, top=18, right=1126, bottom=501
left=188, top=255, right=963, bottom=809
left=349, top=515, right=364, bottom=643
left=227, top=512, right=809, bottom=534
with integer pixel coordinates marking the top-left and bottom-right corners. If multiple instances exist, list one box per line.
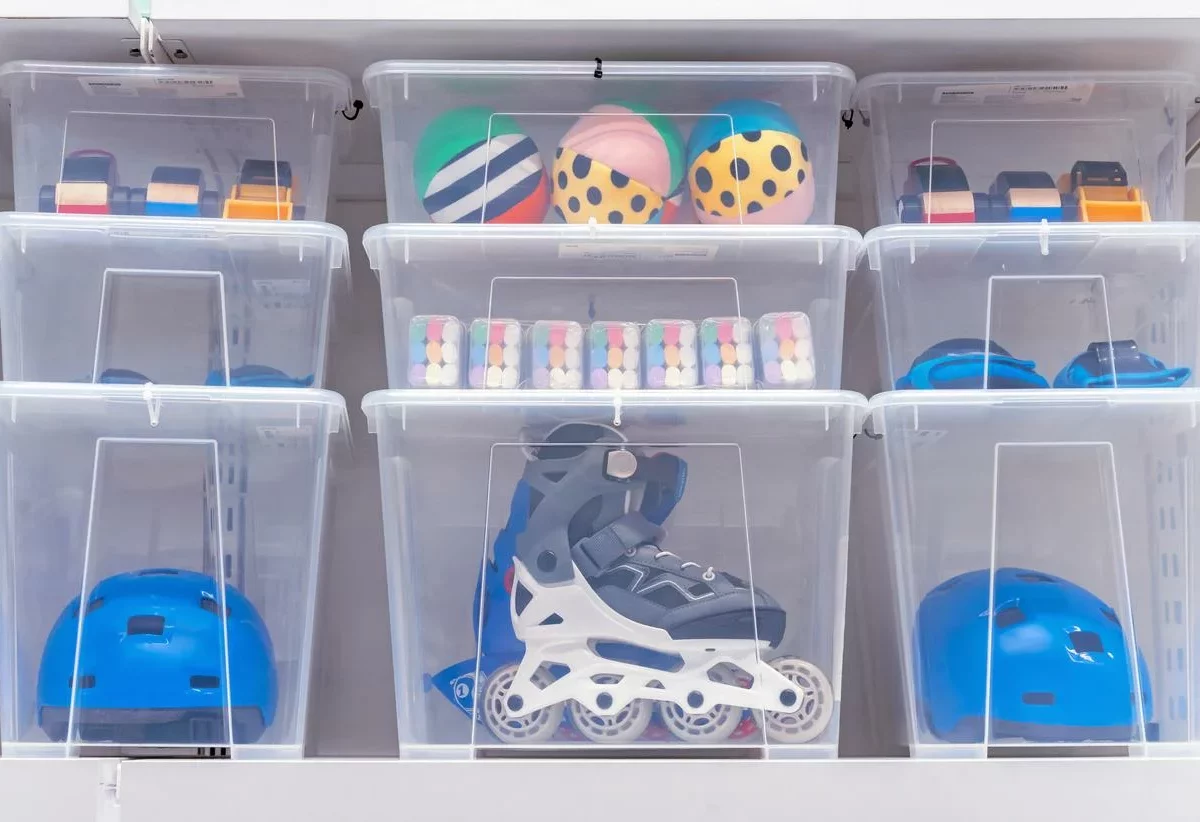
left=142, top=385, right=162, bottom=427
left=123, top=15, right=193, bottom=64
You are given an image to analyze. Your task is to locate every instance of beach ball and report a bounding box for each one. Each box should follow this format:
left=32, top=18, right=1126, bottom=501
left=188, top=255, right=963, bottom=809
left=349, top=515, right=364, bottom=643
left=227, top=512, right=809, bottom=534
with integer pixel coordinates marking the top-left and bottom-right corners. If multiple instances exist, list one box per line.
left=552, top=102, right=684, bottom=225
left=686, top=99, right=814, bottom=224
left=414, top=107, right=549, bottom=224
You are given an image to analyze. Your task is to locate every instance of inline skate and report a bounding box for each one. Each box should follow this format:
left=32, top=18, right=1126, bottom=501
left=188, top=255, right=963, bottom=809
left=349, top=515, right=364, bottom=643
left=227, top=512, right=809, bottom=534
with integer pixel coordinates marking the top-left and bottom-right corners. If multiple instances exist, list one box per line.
left=479, top=421, right=833, bottom=745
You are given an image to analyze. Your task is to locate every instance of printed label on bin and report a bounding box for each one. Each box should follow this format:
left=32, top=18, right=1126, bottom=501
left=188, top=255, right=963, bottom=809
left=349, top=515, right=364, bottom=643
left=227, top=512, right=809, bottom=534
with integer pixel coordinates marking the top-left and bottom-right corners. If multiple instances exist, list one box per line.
left=256, top=426, right=312, bottom=447
left=79, top=74, right=245, bottom=99
left=932, top=82, right=1094, bottom=106
left=253, top=279, right=312, bottom=298
left=558, top=243, right=719, bottom=261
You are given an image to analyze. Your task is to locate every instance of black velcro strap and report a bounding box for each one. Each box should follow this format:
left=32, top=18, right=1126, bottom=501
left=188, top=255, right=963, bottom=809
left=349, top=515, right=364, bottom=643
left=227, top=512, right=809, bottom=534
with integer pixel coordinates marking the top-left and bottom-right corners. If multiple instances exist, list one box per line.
left=573, top=512, right=664, bottom=578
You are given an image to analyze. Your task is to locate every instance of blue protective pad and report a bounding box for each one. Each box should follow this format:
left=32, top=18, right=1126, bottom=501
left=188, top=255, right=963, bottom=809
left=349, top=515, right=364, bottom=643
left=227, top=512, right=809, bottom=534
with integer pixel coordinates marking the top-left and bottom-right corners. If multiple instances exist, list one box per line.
left=205, top=365, right=314, bottom=388
left=1054, top=340, right=1191, bottom=388
left=896, top=339, right=1048, bottom=390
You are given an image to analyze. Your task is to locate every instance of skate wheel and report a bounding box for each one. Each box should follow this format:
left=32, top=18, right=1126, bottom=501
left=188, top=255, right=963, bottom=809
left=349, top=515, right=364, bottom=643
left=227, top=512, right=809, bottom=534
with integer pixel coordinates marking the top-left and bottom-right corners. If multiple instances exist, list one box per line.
left=566, top=676, right=653, bottom=744
left=481, top=663, right=563, bottom=744
left=659, top=679, right=743, bottom=744
left=762, top=656, right=833, bottom=744
left=659, top=663, right=745, bottom=744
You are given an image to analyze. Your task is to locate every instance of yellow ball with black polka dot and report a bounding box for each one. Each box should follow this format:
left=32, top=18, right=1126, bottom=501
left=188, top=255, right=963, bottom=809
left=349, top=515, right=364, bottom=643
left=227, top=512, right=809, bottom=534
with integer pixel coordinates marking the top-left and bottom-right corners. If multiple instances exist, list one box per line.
left=552, top=147, right=665, bottom=225
left=686, top=99, right=816, bottom=225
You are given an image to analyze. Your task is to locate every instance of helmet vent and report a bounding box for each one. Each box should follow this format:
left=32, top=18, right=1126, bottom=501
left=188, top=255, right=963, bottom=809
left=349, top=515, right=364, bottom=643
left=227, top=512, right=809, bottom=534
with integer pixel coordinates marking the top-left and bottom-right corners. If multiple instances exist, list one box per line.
left=1070, top=630, right=1104, bottom=653
left=137, top=568, right=179, bottom=576
left=69, top=675, right=96, bottom=689
left=1015, top=571, right=1055, bottom=584
left=1100, top=606, right=1120, bottom=625
left=994, top=605, right=1026, bottom=628
left=1021, top=691, right=1055, bottom=706
left=190, top=675, right=220, bottom=689
left=86, top=597, right=106, bottom=614
left=127, top=615, right=165, bottom=636
left=199, top=596, right=231, bottom=617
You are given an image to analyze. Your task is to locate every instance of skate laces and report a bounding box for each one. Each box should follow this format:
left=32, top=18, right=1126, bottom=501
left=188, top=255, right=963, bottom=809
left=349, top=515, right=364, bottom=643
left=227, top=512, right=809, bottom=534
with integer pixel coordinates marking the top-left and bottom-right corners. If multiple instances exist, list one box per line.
left=626, top=545, right=716, bottom=581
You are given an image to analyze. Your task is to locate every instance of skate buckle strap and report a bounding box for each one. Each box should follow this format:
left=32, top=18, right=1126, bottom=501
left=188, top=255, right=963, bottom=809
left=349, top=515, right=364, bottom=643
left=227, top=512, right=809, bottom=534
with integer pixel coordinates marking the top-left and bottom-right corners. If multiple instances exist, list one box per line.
left=573, top=511, right=664, bottom=578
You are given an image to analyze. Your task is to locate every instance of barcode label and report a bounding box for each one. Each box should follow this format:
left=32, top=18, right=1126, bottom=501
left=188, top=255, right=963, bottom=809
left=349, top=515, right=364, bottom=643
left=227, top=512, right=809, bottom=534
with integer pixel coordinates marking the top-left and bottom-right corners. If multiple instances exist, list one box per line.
left=79, top=75, right=244, bottom=99
left=933, top=82, right=1093, bottom=106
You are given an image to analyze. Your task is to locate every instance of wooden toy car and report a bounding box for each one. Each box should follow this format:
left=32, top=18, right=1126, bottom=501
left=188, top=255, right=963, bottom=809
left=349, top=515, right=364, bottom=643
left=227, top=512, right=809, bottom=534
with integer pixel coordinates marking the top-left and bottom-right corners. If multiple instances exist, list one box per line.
left=39, top=150, right=132, bottom=215
left=898, top=157, right=992, bottom=223
left=222, top=159, right=297, bottom=220
left=141, top=166, right=221, bottom=218
left=1058, top=161, right=1149, bottom=222
left=989, top=171, right=1076, bottom=222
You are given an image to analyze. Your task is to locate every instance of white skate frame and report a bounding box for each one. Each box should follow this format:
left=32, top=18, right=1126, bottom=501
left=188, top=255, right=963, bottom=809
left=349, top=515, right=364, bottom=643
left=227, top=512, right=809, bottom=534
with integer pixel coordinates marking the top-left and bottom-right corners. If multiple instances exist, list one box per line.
left=504, top=557, right=804, bottom=719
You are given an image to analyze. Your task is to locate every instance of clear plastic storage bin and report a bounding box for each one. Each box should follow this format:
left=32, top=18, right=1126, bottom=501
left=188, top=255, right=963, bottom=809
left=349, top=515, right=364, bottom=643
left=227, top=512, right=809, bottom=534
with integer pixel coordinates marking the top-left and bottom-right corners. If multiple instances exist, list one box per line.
left=869, top=389, right=1200, bottom=758
left=364, top=389, right=863, bottom=757
left=0, top=383, right=345, bottom=759
left=866, top=223, right=1200, bottom=392
left=856, top=72, right=1194, bottom=225
left=0, top=213, right=348, bottom=387
left=363, top=224, right=859, bottom=391
left=0, top=62, right=352, bottom=222
left=363, top=61, right=854, bottom=226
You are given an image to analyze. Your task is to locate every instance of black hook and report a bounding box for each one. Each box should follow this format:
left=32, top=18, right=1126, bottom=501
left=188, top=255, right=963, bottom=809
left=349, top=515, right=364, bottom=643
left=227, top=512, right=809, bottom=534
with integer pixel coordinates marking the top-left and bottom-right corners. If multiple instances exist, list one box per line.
left=841, top=109, right=855, bottom=130
left=594, top=58, right=603, bottom=79
left=341, top=99, right=364, bottom=121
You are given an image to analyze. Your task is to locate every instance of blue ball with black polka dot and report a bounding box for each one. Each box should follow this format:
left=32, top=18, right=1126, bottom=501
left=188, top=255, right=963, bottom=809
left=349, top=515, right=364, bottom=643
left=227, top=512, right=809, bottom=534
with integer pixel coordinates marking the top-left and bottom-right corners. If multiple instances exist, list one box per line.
left=685, top=99, right=814, bottom=224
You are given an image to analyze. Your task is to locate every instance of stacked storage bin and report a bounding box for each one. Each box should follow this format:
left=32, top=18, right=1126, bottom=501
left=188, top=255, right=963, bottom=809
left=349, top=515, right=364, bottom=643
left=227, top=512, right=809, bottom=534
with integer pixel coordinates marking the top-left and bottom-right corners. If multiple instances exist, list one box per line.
left=858, top=71, right=1200, bottom=758
left=360, top=60, right=866, bottom=758
left=0, top=61, right=351, bottom=759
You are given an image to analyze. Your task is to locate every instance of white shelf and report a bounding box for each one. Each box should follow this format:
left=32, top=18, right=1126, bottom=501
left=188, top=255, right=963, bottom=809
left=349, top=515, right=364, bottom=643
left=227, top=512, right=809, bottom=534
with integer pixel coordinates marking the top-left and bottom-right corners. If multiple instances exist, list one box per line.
left=2, top=0, right=130, bottom=18
left=141, top=14, right=1200, bottom=82
left=0, top=760, right=112, bottom=822
left=113, top=758, right=1200, bottom=822
left=143, top=0, right=1200, bottom=21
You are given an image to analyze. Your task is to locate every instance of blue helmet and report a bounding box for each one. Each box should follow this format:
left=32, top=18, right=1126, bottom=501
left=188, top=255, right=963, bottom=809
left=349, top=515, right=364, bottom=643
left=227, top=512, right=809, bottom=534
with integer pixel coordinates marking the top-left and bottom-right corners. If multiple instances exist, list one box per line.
left=38, top=568, right=276, bottom=745
left=896, top=339, right=1048, bottom=390
left=915, top=567, right=1153, bottom=744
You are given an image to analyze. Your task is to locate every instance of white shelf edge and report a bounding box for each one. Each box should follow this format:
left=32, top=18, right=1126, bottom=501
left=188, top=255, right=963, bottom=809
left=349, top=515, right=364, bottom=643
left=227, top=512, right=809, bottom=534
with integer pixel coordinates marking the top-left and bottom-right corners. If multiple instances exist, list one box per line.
left=117, top=757, right=1200, bottom=822
left=145, top=0, right=1200, bottom=21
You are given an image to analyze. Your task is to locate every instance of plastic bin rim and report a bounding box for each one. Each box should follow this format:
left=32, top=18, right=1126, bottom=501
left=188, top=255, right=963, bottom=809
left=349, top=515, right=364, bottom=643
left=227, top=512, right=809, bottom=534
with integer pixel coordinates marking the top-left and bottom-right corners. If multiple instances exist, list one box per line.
left=363, top=388, right=868, bottom=415
left=0, top=60, right=352, bottom=101
left=0, top=210, right=350, bottom=242
left=868, top=388, right=1200, bottom=418
left=0, top=212, right=349, bottom=246
left=864, top=220, right=1200, bottom=256
left=0, top=380, right=347, bottom=410
left=854, top=69, right=1197, bottom=105
left=363, top=59, right=855, bottom=92
left=363, top=222, right=862, bottom=264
